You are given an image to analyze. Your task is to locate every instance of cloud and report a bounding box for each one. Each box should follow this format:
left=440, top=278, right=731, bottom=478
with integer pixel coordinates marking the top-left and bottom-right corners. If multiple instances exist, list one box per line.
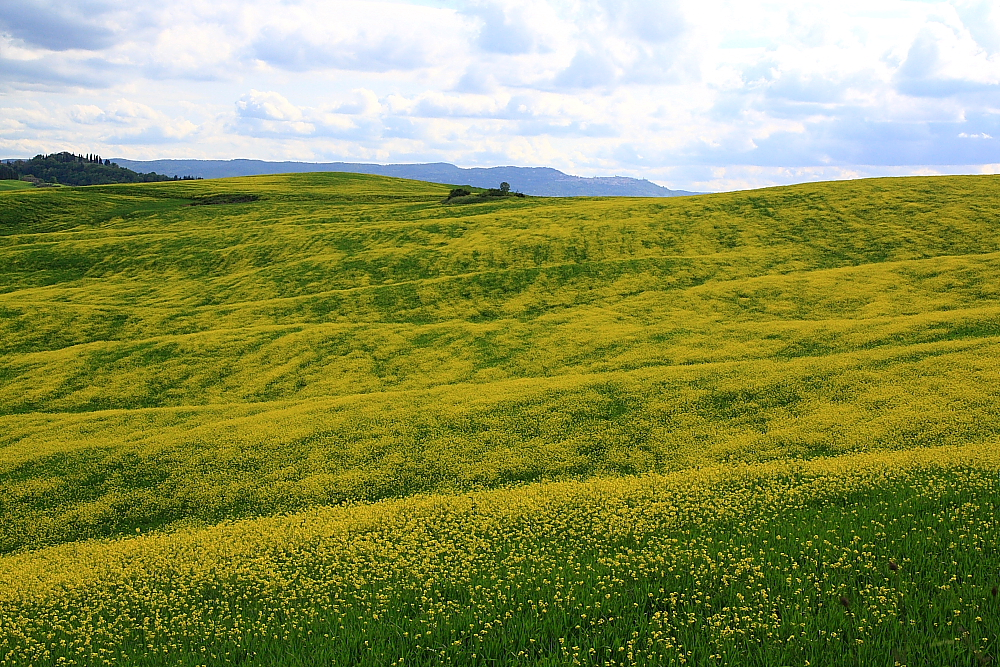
left=5, top=0, right=1000, bottom=193
left=0, top=52, right=114, bottom=88
left=474, top=4, right=535, bottom=55
left=516, top=119, right=617, bottom=137
left=453, top=69, right=499, bottom=94
left=0, top=104, right=65, bottom=132
left=766, top=71, right=850, bottom=105
left=895, top=21, right=1000, bottom=97
left=140, top=20, right=238, bottom=81
left=0, top=96, right=203, bottom=157
left=0, top=0, right=123, bottom=51
left=406, top=92, right=509, bottom=118
left=329, top=89, right=382, bottom=116
left=69, top=105, right=105, bottom=124
left=232, top=90, right=317, bottom=137
left=62, top=98, right=202, bottom=144
left=250, top=27, right=428, bottom=72
left=604, top=0, right=685, bottom=43
left=107, top=120, right=199, bottom=144
left=554, top=47, right=620, bottom=89
left=236, top=90, right=303, bottom=122
left=245, top=1, right=471, bottom=73
left=690, top=111, right=1000, bottom=168
left=954, top=0, right=1000, bottom=55
left=231, top=89, right=387, bottom=140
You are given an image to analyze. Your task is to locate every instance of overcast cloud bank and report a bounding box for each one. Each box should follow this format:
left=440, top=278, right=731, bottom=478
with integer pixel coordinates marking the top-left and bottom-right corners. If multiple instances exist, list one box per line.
left=1, top=0, right=998, bottom=192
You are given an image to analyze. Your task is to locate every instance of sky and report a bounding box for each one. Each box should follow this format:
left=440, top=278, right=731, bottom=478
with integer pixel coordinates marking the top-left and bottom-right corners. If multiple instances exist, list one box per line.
left=1, top=0, right=998, bottom=192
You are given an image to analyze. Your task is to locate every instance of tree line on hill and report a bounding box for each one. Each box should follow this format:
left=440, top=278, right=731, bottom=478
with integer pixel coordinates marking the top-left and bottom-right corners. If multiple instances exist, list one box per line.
left=0, top=153, right=199, bottom=186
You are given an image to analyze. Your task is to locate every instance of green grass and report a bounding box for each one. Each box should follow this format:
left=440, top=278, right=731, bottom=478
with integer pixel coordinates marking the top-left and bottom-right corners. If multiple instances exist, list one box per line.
left=0, top=180, right=35, bottom=192
left=1, top=173, right=999, bottom=665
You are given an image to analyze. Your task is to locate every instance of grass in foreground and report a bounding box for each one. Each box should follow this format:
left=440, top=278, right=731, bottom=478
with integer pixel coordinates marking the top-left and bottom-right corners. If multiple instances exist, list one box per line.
left=0, top=444, right=996, bottom=666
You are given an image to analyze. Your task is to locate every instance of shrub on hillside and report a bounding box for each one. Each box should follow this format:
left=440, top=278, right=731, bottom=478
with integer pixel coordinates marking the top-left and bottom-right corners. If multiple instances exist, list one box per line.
left=446, top=183, right=525, bottom=202
left=484, top=181, right=524, bottom=197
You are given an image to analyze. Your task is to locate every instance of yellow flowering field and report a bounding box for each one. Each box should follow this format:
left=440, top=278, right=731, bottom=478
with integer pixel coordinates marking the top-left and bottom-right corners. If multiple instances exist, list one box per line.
left=0, top=444, right=997, bottom=666
left=1, top=173, right=999, bottom=664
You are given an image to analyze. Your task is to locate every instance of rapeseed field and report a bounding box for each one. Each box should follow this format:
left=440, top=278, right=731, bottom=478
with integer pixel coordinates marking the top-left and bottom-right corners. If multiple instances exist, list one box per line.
left=0, top=173, right=998, bottom=665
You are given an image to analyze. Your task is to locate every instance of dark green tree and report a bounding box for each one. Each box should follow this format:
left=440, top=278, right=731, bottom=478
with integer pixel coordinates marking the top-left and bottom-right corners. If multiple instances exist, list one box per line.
left=7, top=152, right=188, bottom=186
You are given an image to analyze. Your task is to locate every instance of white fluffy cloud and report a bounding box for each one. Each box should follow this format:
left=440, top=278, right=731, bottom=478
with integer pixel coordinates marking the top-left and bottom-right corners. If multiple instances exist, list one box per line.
left=1, top=0, right=998, bottom=191
left=236, top=90, right=303, bottom=122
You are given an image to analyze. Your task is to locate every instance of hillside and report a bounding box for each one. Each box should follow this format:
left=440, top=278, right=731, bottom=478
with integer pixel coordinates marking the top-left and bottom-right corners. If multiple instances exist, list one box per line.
left=3, top=152, right=198, bottom=186
left=110, top=159, right=698, bottom=196
left=0, top=180, right=33, bottom=192
left=0, top=173, right=998, bottom=666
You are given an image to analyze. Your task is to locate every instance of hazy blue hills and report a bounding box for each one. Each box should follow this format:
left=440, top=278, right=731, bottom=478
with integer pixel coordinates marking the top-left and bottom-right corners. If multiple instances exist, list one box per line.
left=110, top=158, right=698, bottom=197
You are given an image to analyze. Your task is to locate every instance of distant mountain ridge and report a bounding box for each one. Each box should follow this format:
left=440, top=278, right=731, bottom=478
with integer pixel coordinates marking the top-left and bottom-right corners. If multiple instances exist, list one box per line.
left=111, top=159, right=698, bottom=197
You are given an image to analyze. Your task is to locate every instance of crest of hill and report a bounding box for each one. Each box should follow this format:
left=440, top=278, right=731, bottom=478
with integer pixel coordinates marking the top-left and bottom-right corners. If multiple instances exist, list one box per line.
left=109, top=158, right=699, bottom=197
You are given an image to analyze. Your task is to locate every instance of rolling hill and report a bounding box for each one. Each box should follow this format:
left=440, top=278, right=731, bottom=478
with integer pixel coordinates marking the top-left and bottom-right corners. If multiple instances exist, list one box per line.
left=110, top=159, right=698, bottom=197
left=0, top=173, right=997, bottom=666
